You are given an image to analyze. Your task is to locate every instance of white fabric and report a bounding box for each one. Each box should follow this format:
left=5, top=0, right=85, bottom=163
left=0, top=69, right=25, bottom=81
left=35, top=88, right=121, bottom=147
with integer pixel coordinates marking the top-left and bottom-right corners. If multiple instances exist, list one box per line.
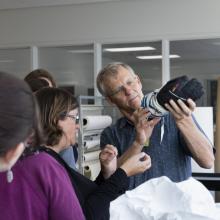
left=110, top=176, right=220, bottom=220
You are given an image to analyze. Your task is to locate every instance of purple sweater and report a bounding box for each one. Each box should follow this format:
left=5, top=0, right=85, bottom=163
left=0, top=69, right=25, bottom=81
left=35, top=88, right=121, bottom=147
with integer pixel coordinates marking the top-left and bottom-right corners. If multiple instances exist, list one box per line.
left=0, top=152, right=85, bottom=220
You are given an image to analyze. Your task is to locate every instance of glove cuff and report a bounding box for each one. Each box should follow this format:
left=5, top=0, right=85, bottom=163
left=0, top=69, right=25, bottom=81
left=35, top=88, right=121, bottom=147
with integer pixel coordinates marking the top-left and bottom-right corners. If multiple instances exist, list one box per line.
left=142, top=90, right=168, bottom=118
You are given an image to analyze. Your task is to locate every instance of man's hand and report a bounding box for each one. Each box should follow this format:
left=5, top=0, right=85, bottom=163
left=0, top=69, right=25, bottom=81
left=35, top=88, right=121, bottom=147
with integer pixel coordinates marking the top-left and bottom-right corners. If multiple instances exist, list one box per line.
left=165, top=98, right=214, bottom=168
left=122, top=108, right=160, bottom=145
left=99, top=144, right=118, bottom=179
left=157, top=76, right=204, bottom=109
left=164, top=98, right=195, bottom=124
left=117, top=108, right=160, bottom=167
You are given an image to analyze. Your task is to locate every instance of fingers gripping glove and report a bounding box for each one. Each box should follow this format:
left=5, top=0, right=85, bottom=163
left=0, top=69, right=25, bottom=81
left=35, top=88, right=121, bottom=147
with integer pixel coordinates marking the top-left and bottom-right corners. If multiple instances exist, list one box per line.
left=156, top=75, right=204, bottom=110
left=141, top=75, right=204, bottom=120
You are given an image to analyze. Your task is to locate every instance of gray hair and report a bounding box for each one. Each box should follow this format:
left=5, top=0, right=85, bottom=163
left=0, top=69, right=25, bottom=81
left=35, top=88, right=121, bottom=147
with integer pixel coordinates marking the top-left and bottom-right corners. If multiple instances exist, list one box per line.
left=96, top=62, right=136, bottom=96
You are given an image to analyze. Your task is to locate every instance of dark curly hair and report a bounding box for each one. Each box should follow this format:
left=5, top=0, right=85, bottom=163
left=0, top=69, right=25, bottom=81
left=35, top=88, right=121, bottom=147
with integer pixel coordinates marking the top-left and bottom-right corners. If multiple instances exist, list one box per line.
left=35, top=87, right=78, bottom=146
left=27, top=78, right=50, bottom=93
left=24, top=69, right=57, bottom=88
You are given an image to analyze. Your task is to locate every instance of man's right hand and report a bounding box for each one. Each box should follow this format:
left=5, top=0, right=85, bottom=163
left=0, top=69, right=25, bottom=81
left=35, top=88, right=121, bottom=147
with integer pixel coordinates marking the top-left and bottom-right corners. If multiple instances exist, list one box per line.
left=117, top=108, right=160, bottom=167
left=123, top=108, right=160, bottom=145
left=120, top=152, right=151, bottom=177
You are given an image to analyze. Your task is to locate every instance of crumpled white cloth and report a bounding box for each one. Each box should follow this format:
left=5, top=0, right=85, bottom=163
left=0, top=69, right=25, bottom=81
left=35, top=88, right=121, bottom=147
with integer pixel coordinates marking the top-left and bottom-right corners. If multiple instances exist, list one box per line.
left=110, top=176, right=220, bottom=220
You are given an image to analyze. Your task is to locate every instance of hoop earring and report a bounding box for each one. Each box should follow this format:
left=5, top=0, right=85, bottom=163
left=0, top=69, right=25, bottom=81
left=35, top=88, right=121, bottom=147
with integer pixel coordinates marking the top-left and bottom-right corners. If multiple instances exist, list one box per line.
left=6, top=169, right=13, bottom=183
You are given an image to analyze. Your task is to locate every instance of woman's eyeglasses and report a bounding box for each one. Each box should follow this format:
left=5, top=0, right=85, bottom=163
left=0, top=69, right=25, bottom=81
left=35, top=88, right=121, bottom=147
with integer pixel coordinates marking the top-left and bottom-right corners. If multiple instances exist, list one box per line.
left=60, top=113, right=79, bottom=124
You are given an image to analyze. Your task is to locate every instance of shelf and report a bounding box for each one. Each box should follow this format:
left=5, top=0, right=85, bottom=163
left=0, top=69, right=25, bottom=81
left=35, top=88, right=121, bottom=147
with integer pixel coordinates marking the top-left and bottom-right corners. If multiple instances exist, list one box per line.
left=77, top=95, right=119, bottom=179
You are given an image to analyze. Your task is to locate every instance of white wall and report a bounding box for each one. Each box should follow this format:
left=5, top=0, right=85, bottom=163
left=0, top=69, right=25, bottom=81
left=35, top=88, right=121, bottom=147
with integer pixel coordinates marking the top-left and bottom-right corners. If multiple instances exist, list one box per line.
left=0, top=0, right=220, bottom=47
left=192, top=107, right=214, bottom=173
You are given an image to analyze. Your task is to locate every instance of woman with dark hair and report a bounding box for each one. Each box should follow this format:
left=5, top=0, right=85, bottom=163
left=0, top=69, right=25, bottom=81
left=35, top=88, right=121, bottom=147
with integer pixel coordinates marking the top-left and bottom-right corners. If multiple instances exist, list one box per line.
left=27, top=78, right=50, bottom=93
left=0, top=72, right=85, bottom=220
left=35, top=87, right=151, bottom=220
left=24, top=68, right=78, bottom=170
left=24, top=68, right=57, bottom=87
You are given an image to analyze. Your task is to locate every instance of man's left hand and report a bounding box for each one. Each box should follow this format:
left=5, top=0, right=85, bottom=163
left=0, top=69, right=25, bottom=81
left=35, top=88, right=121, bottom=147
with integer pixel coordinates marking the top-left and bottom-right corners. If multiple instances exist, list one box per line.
left=164, top=98, right=196, bottom=123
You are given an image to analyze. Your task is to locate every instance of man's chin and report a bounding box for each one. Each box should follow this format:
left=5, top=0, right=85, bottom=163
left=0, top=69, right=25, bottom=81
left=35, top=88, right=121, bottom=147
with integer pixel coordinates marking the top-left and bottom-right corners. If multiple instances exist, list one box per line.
left=129, top=95, right=141, bottom=106
left=129, top=101, right=141, bottom=110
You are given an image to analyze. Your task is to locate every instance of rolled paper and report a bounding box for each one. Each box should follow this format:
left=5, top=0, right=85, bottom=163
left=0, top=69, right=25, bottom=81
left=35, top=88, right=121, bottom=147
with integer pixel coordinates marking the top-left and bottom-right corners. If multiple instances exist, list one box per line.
left=83, top=115, right=112, bottom=131
left=84, top=139, right=100, bottom=150
left=83, top=150, right=100, bottom=162
left=84, top=160, right=101, bottom=181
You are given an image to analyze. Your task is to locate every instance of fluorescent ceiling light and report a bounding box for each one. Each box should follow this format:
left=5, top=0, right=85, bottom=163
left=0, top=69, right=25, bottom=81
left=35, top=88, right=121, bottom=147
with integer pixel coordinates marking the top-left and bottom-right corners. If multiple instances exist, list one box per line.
left=137, top=54, right=180, bottom=60
left=104, top=46, right=155, bottom=52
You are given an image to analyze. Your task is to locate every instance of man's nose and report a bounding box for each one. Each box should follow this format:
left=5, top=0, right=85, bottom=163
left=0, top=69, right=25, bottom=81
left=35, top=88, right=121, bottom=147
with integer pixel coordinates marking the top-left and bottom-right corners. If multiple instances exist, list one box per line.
left=123, top=85, right=132, bottom=95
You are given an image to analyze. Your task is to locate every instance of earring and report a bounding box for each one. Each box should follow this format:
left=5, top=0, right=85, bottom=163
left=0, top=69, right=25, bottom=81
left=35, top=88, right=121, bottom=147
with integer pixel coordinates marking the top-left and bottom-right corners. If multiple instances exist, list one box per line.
left=6, top=169, right=13, bottom=183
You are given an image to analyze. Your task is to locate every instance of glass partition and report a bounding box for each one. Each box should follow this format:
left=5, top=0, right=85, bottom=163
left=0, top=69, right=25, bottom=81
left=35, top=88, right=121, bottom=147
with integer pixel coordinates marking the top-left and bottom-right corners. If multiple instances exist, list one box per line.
left=0, top=47, right=31, bottom=78
left=102, top=41, right=162, bottom=94
left=39, top=45, right=94, bottom=96
left=170, top=38, right=220, bottom=122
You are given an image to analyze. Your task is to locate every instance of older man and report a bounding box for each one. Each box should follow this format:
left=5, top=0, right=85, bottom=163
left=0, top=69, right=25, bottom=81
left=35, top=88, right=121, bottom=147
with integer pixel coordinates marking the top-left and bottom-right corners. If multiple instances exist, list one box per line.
left=97, top=62, right=214, bottom=189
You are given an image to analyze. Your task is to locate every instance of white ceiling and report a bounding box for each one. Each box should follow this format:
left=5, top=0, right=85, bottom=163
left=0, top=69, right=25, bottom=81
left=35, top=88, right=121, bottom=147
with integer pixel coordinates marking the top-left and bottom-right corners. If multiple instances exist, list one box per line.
left=0, top=0, right=220, bottom=82
left=0, top=0, right=123, bottom=10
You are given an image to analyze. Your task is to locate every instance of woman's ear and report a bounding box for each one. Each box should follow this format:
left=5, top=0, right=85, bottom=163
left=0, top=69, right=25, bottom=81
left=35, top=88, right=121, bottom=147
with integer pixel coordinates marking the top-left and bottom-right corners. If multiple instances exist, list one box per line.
left=0, top=142, right=25, bottom=172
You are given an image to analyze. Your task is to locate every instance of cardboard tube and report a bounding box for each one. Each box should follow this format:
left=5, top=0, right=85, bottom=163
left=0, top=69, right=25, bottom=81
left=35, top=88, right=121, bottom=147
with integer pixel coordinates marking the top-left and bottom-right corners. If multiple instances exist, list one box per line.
left=84, top=165, right=91, bottom=179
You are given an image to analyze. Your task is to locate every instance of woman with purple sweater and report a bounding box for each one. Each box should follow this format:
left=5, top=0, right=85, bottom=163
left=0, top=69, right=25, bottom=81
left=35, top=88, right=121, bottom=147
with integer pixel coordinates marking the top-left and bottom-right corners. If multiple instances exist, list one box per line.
left=0, top=72, right=85, bottom=220
left=35, top=87, right=152, bottom=220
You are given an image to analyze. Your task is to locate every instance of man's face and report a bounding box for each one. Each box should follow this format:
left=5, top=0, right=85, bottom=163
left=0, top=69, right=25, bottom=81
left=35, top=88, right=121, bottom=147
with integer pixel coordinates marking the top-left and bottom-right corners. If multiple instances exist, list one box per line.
left=104, top=66, right=143, bottom=113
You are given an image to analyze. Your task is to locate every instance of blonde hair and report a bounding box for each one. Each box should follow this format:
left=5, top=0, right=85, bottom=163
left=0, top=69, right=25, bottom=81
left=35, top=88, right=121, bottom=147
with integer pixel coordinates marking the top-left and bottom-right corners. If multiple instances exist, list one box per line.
left=96, top=62, right=136, bottom=96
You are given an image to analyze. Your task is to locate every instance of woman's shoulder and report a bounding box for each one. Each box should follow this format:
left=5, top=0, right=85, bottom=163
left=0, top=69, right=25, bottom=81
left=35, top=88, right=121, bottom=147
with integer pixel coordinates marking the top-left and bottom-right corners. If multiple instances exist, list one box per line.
left=18, top=151, right=67, bottom=175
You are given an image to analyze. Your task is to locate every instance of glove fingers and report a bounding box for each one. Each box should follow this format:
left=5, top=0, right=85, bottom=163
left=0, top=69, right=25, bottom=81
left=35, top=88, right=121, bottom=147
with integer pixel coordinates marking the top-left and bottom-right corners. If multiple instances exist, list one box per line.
left=181, top=79, right=204, bottom=100
left=157, top=76, right=203, bottom=110
left=143, top=75, right=204, bottom=117
left=159, top=75, right=188, bottom=95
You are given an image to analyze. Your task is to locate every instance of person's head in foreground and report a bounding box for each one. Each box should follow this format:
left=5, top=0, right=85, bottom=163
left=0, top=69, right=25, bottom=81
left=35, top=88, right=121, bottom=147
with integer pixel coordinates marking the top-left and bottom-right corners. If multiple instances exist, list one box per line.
left=0, top=72, right=42, bottom=173
left=0, top=72, right=85, bottom=220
